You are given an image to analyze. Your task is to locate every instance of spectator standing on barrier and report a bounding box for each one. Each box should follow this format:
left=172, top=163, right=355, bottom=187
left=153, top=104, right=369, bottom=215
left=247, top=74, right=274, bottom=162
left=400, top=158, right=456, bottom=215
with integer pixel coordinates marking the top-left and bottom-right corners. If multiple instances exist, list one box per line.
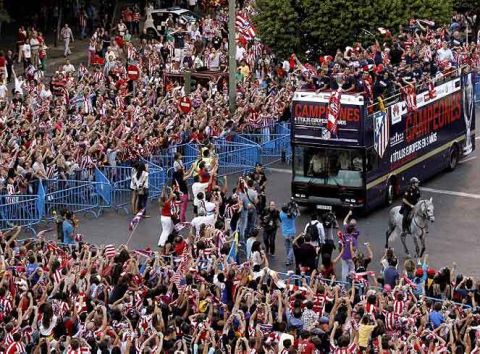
left=261, top=200, right=280, bottom=256
left=339, top=209, right=359, bottom=282
left=280, top=202, right=297, bottom=267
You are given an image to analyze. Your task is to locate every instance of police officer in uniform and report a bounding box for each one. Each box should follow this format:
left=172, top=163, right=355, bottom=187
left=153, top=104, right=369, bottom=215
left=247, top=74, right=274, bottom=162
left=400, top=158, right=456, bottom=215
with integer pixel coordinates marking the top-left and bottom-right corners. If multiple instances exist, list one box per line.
left=401, top=177, right=421, bottom=234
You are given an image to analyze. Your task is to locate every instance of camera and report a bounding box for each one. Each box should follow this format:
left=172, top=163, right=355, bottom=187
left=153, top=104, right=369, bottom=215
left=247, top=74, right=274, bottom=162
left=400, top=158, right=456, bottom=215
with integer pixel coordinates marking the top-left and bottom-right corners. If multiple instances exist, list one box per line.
left=286, top=198, right=300, bottom=218
left=322, top=211, right=336, bottom=228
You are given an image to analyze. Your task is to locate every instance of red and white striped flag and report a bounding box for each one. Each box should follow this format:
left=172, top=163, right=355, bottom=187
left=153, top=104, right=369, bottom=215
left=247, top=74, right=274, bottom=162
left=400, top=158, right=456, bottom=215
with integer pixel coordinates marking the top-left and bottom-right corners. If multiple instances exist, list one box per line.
left=53, top=268, right=63, bottom=284
left=104, top=244, right=117, bottom=259
left=235, top=14, right=256, bottom=41
left=174, top=222, right=192, bottom=232
left=171, top=249, right=191, bottom=289
left=327, top=89, right=342, bottom=133
left=129, top=209, right=145, bottom=232
left=134, top=249, right=153, bottom=258
left=401, top=85, right=417, bottom=112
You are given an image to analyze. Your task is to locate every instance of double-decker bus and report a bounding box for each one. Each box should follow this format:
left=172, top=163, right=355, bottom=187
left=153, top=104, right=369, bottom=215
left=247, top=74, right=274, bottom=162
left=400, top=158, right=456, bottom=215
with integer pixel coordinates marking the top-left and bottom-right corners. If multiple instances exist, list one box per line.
left=291, top=71, right=476, bottom=211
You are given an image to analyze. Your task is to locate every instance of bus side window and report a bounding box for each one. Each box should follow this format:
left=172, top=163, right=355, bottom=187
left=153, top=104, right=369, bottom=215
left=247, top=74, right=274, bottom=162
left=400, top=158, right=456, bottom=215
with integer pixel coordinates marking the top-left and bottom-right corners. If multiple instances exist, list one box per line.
left=366, top=148, right=379, bottom=172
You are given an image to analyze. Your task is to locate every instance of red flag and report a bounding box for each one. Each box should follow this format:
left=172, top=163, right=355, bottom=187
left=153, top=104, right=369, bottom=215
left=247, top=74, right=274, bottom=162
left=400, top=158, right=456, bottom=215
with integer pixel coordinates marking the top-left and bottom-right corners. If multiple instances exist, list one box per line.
left=327, top=89, right=342, bottom=133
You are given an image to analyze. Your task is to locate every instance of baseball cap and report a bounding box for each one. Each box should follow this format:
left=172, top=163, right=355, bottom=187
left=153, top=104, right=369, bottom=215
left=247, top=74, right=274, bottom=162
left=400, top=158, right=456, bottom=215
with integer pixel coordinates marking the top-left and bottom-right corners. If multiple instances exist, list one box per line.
left=319, top=316, right=329, bottom=324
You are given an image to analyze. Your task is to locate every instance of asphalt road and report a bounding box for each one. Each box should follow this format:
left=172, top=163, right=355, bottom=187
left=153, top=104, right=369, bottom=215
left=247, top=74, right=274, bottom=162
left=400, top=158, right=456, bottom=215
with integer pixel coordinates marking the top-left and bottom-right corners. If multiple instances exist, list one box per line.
left=69, top=133, right=480, bottom=278
left=7, top=36, right=480, bottom=278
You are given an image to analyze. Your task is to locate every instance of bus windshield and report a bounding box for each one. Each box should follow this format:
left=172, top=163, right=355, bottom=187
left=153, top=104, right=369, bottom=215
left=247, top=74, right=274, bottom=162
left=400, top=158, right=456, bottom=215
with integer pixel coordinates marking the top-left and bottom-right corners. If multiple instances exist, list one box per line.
left=293, top=146, right=364, bottom=187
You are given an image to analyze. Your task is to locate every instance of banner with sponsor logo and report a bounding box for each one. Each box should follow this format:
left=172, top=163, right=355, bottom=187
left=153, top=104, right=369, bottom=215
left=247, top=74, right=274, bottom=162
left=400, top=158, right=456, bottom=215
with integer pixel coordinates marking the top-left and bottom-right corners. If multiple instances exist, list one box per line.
left=292, top=92, right=364, bottom=144
left=380, top=77, right=467, bottom=169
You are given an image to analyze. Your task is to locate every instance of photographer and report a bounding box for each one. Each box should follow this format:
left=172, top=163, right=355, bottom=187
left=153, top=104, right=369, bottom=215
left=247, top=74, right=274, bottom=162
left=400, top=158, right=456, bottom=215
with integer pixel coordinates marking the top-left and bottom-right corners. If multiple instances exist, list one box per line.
left=280, top=201, right=298, bottom=267
left=261, top=200, right=281, bottom=256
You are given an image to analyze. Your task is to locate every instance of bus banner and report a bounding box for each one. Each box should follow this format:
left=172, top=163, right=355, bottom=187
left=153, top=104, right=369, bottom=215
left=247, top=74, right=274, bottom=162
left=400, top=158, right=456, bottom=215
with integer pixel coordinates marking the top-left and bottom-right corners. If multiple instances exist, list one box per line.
left=292, top=92, right=365, bottom=144
left=371, top=75, right=474, bottom=170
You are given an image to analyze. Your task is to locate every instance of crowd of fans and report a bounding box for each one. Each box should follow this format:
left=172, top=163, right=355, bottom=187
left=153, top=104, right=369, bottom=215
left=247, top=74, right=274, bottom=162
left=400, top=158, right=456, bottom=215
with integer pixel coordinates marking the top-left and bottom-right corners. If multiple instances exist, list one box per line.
left=2, top=189, right=480, bottom=353
left=1, top=1, right=480, bottom=353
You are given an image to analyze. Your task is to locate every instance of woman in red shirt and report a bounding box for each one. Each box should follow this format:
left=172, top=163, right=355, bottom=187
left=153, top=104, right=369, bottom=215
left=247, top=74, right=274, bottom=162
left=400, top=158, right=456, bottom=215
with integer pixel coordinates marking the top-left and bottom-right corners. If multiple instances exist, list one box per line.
left=158, top=186, right=174, bottom=250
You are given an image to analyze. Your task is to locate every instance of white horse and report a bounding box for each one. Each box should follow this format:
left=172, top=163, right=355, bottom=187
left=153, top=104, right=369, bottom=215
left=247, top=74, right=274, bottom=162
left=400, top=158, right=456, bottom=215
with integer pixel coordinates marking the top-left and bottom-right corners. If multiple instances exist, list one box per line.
left=385, top=198, right=435, bottom=257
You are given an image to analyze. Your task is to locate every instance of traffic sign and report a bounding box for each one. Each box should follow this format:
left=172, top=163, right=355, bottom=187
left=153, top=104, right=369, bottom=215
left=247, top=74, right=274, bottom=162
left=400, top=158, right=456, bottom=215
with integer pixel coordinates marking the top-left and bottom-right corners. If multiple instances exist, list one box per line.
left=178, top=97, right=192, bottom=114
left=127, top=64, right=140, bottom=81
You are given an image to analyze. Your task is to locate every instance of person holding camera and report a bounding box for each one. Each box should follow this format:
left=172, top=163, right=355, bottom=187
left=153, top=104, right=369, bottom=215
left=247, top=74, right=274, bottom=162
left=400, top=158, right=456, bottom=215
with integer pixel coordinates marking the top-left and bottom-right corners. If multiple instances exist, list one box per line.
left=261, top=200, right=281, bottom=256
left=339, top=209, right=360, bottom=282
left=280, top=202, right=298, bottom=267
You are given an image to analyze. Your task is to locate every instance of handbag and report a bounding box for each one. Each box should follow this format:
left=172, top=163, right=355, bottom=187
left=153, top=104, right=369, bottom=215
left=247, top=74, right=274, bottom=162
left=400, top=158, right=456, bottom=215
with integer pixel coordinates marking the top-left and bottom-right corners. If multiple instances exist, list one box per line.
left=137, top=187, right=146, bottom=196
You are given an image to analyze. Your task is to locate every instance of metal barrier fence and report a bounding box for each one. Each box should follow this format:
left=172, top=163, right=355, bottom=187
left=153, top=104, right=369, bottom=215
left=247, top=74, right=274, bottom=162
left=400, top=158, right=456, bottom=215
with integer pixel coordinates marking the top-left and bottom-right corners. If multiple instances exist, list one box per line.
left=0, top=182, right=45, bottom=236
left=44, top=179, right=109, bottom=219
left=214, top=139, right=261, bottom=176
left=98, top=165, right=134, bottom=214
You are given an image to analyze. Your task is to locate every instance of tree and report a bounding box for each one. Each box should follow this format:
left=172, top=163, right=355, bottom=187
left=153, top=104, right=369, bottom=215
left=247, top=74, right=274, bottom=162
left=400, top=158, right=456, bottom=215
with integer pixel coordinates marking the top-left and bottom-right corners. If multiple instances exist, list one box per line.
left=454, top=0, right=480, bottom=42
left=253, top=0, right=302, bottom=58
left=253, top=0, right=453, bottom=57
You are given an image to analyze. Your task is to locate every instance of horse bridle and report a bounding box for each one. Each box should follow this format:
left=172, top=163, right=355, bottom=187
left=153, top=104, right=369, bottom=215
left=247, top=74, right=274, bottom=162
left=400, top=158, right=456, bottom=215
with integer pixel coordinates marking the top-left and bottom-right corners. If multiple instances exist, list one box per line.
left=413, top=200, right=433, bottom=230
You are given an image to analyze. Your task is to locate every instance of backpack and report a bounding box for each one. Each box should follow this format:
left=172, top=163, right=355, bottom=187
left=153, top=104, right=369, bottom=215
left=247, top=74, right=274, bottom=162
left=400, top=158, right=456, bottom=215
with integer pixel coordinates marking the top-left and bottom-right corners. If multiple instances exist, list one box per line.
left=306, top=221, right=320, bottom=242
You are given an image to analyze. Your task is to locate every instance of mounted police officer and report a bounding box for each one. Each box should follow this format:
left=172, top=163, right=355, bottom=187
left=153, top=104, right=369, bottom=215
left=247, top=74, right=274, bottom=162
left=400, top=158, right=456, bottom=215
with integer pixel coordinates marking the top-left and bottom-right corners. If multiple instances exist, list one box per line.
left=401, top=177, right=421, bottom=234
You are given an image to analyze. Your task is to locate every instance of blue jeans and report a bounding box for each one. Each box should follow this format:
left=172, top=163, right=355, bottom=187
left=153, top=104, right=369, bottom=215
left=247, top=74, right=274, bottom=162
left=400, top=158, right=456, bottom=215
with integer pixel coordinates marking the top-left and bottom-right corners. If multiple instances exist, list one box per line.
left=341, top=259, right=355, bottom=283
left=245, top=208, right=257, bottom=239
left=284, top=237, right=294, bottom=264
left=237, top=210, right=248, bottom=245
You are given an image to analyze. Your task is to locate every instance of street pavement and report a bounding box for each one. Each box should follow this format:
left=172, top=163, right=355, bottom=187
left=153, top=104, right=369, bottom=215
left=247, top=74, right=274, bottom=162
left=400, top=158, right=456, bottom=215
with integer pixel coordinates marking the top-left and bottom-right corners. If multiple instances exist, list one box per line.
left=7, top=37, right=480, bottom=278
left=73, top=130, right=480, bottom=277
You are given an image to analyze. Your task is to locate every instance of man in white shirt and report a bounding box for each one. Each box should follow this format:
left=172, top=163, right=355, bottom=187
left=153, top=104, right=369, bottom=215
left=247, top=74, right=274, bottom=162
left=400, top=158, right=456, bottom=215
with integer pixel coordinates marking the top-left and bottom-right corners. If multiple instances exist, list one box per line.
left=0, top=81, right=7, bottom=99
left=192, top=182, right=209, bottom=214
left=236, top=45, right=246, bottom=62
left=304, top=214, right=325, bottom=247
left=62, top=59, right=75, bottom=74
left=437, top=42, right=453, bottom=63
left=60, top=24, right=74, bottom=57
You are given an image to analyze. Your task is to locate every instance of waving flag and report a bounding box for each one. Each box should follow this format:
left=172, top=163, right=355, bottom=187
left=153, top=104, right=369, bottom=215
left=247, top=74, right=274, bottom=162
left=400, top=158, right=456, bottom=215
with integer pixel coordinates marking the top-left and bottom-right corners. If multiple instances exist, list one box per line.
left=235, top=14, right=256, bottom=41
left=171, top=249, right=191, bottom=289
left=104, top=244, right=117, bottom=258
left=326, top=89, right=342, bottom=133
left=227, top=231, right=239, bottom=263
left=374, top=111, right=390, bottom=158
left=129, top=209, right=145, bottom=232
left=401, top=85, right=417, bottom=112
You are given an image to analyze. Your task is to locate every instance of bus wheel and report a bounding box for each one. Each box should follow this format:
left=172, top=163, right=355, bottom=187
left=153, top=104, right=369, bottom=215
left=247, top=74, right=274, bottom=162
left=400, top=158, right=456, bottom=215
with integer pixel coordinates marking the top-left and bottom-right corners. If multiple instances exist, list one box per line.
left=447, top=146, right=459, bottom=171
left=385, top=179, right=395, bottom=206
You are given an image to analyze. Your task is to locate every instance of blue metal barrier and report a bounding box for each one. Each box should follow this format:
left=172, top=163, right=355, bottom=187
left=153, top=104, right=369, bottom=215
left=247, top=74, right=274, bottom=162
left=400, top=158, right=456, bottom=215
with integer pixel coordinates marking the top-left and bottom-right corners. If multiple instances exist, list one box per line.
left=142, top=159, right=167, bottom=200
left=94, top=168, right=112, bottom=206
left=44, top=179, right=107, bottom=219
left=214, top=139, right=261, bottom=176
left=0, top=189, right=45, bottom=235
left=99, top=165, right=134, bottom=214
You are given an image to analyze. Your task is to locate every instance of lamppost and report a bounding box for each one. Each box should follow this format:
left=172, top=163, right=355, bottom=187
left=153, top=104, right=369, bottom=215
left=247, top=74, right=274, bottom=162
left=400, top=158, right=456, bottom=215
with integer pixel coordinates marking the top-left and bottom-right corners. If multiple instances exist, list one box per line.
left=228, top=0, right=236, bottom=113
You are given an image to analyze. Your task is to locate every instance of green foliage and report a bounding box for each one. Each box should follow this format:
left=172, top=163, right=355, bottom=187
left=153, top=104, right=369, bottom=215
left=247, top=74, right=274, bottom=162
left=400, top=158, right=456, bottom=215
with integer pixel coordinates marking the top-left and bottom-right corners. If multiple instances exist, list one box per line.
left=253, top=0, right=301, bottom=58
left=253, top=0, right=453, bottom=57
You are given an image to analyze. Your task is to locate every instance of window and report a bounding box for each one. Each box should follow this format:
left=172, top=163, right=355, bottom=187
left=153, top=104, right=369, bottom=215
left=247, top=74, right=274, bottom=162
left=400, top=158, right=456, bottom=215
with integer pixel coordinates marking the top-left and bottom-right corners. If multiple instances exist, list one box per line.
left=293, top=146, right=364, bottom=187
